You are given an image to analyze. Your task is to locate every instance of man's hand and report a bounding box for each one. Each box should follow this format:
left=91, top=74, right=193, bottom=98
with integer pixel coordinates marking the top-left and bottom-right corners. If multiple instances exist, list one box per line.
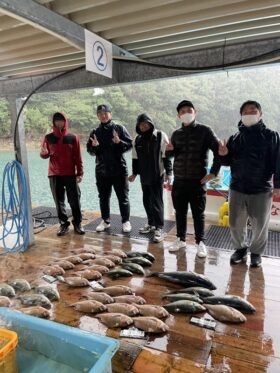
left=128, top=175, right=136, bottom=182
left=40, top=142, right=49, bottom=156
left=166, top=142, right=174, bottom=152
left=165, top=175, right=172, bottom=184
left=112, top=130, right=120, bottom=144
left=273, top=188, right=280, bottom=199
left=201, top=173, right=216, bottom=184
left=218, top=139, right=228, bottom=156
left=90, top=134, right=99, bottom=147
left=76, top=176, right=82, bottom=183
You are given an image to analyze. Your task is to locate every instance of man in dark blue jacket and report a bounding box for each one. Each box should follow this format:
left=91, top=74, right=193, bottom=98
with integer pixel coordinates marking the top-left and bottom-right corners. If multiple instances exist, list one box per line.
left=219, top=100, right=280, bottom=267
left=86, top=104, right=132, bottom=232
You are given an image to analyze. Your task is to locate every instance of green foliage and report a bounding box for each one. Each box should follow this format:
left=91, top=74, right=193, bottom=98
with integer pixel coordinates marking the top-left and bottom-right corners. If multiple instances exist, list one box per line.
left=0, top=99, right=10, bottom=137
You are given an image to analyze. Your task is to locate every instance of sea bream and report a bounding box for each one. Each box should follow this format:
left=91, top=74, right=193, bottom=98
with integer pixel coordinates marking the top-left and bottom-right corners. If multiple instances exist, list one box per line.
left=147, top=271, right=216, bottom=290
left=74, top=247, right=96, bottom=254
left=35, top=286, right=60, bottom=301
left=163, top=300, right=206, bottom=314
left=83, top=292, right=115, bottom=304
left=90, top=258, right=115, bottom=268
left=75, top=270, right=102, bottom=281
left=63, top=277, right=90, bottom=287
left=0, top=283, right=16, bottom=297
left=78, top=253, right=96, bottom=260
left=106, top=269, right=133, bottom=279
left=97, top=313, right=133, bottom=328
left=8, top=279, right=31, bottom=292
left=106, top=303, right=139, bottom=316
left=127, top=251, right=155, bottom=262
left=162, top=293, right=203, bottom=304
left=105, top=249, right=127, bottom=258
left=101, top=255, right=122, bottom=265
left=203, top=295, right=256, bottom=313
left=71, top=300, right=106, bottom=313
left=43, top=265, right=65, bottom=276
left=94, top=285, right=133, bottom=296
left=62, top=255, right=83, bottom=264
left=205, top=304, right=247, bottom=323
left=132, top=316, right=169, bottom=333
left=135, top=305, right=169, bottom=319
left=19, top=306, right=51, bottom=318
left=86, top=265, right=109, bottom=274
left=113, top=295, right=146, bottom=305
left=54, top=260, right=75, bottom=270
left=0, top=296, right=11, bottom=307
left=19, top=294, right=52, bottom=309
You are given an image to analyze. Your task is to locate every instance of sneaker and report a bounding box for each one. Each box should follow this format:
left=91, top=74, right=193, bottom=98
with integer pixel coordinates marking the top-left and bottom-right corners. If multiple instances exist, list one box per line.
left=139, top=224, right=156, bottom=234
left=122, top=221, right=132, bottom=233
left=250, top=253, right=262, bottom=268
left=96, top=220, right=110, bottom=232
left=230, top=247, right=248, bottom=264
left=196, top=241, right=207, bottom=258
left=57, top=222, right=70, bottom=237
left=153, top=229, right=165, bottom=243
left=169, top=238, right=186, bottom=252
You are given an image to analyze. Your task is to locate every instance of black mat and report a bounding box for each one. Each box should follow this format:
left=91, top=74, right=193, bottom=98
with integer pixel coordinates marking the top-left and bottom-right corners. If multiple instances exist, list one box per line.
left=83, top=214, right=176, bottom=241
left=205, top=225, right=280, bottom=257
left=32, top=206, right=72, bottom=225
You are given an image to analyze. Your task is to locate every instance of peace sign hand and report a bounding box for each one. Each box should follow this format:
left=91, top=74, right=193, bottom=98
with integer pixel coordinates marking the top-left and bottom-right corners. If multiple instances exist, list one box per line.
left=218, top=139, right=229, bottom=156
left=90, top=134, right=99, bottom=147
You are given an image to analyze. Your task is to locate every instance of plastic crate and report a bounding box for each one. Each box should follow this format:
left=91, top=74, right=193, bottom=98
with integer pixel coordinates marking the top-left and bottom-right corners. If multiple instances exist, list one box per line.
left=0, top=328, right=18, bottom=373
left=0, top=308, right=119, bottom=373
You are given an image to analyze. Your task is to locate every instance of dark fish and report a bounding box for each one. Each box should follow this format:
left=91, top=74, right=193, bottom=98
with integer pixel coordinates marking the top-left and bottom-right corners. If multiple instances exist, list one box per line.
left=121, top=262, right=145, bottom=275
left=123, top=257, right=152, bottom=267
left=147, top=271, right=216, bottom=290
left=171, top=287, right=215, bottom=298
left=35, top=286, right=60, bottom=301
left=205, top=304, right=247, bottom=323
left=106, top=269, right=133, bottom=279
left=132, top=316, right=169, bottom=333
left=161, top=293, right=203, bottom=304
left=0, top=283, right=16, bottom=297
left=203, top=295, right=256, bottom=313
left=127, top=251, right=155, bottom=262
left=8, top=279, right=31, bottom=292
left=19, top=294, right=52, bottom=309
left=163, top=300, right=206, bottom=314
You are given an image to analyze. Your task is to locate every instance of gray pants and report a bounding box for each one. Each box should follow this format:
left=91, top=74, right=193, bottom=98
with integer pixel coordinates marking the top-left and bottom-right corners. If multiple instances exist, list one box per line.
left=229, top=189, right=272, bottom=255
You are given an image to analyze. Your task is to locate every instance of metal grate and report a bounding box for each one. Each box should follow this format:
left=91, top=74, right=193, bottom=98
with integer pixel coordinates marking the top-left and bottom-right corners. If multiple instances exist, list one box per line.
left=205, top=225, right=280, bottom=257
left=83, top=214, right=176, bottom=241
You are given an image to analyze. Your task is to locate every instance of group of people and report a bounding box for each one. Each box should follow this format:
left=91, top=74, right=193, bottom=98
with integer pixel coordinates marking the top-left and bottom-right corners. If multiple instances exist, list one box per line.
left=40, top=99, right=280, bottom=268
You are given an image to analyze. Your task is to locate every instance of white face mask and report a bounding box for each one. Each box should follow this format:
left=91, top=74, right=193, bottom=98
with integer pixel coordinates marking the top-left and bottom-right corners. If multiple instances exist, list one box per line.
left=180, top=113, right=195, bottom=125
left=241, top=115, right=260, bottom=127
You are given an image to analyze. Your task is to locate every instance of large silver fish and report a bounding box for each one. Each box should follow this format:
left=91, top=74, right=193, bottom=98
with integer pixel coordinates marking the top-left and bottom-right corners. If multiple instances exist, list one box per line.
left=97, top=313, right=133, bottom=328
left=163, top=300, right=206, bottom=314
left=106, top=269, right=133, bottom=279
left=0, top=283, right=16, bottom=297
left=147, top=271, right=216, bottom=290
left=203, top=295, right=256, bottom=313
left=205, top=304, right=247, bottom=323
left=132, top=316, right=169, bottom=333
left=123, top=257, right=152, bottom=267
left=19, top=294, right=52, bottom=309
left=162, top=293, right=203, bottom=304
left=8, top=279, right=31, bottom=292
left=121, top=262, right=145, bottom=275
left=127, top=251, right=155, bottom=262
left=171, top=287, right=215, bottom=298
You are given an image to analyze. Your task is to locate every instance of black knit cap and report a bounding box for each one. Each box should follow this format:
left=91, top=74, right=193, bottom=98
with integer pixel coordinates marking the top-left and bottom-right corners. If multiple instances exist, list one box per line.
left=136, top=113, right=154, bottom=126
left=176, top=100, right=195, bottom=112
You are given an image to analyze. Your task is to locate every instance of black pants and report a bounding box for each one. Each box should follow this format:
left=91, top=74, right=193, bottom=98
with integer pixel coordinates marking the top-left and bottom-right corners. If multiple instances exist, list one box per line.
left=171, top=179, right=206, bottom=243
left=96, top=174, right=130, bottom=223
left=141, top=176, right=164, bottom=229
left=49, top=175, right=82, bottom=226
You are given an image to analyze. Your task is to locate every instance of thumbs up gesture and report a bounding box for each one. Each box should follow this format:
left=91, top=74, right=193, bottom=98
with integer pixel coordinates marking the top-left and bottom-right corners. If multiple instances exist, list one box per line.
left=112, top=129, right=120, bottom=144
left=90, top=134, right=99, bottom=147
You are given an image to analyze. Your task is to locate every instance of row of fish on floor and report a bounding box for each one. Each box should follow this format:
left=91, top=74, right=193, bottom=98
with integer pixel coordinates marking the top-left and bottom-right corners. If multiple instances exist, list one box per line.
left=0, top=246, right=256, bottom=334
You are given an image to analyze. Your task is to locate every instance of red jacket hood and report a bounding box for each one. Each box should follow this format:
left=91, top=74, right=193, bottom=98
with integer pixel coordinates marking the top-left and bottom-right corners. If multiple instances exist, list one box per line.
left=52, top=112, right=69, bottom=137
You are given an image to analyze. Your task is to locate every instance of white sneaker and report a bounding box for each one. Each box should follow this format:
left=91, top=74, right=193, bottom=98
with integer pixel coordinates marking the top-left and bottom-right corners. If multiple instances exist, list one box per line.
left=96, top=220, right=110, bottom=232
left=153, top=229, right=165, bottom=243
left=196, top=241, right=207, bottom=258
left=122, top=221, right=132, bottom=233
left=139, top=224, right=156, bottom=234
left=168, top=238, right=186, bottom=252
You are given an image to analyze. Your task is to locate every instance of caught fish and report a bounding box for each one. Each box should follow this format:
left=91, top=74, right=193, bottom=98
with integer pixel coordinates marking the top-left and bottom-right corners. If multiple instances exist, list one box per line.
left=105, top=249, right=127, bottom=258
left=162, top=293, right=203, bottom=304
left=74, top=248, right=96, bottom=254
left=203, top=295, right=256, bottom=313
left=106, top=269, right=133, bottom=279
left=0, top=296, right=11, bottom=307
left=113, top=295, right=146, bottom=305
left=78, top=253, right=96, bottom=260
left=86, top=265, right=109, bottom=274
left=76, top=270, right=102, bottom=281
left=123, top=257, right=152, bottom=267
left=8, top=279, right=31, bottom=292
left=19, top=294, right=52, bottom=309
left=83, top=292, right=115, bottom=304
left=63, top=277, right=90, bottom=287
left=91, top=258, right=115, bottom=268
left=0, top=283, right=16, bottom=297
left=133, top=316, right=169, bottom=333
left=136, top=305, right=169, bottom=319
left=55, top=260, right=75, bottom=270
left=171, top=287, right=215, bottom=298
left=205, top=304, right=247, bottom=323
left=163, top=300, right=206, bottom=314
left=106, top=303, right=139, bottom=316
left=101, top=255, right=122, bottom=264
left=35, top=286, right=60, bottom=301
left=71, top=300, right=106, bottom=313
left=19, top=306, right=50, bottom=318
left=127, top=251, right=155, bottom=262
left=147, top=271, right=216, bottom=290
left=43, top=265, right=65, bottom=276
left=94, top=285, right=133, bottom=296
left=121, top=262, right=145, bottom=275
left=97, top=313, right=133, bottom=328
left=62, top=256, right=83, bottom=264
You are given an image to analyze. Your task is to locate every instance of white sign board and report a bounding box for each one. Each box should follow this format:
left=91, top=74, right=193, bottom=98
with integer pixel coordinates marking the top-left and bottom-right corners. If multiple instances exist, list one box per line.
left=85, top=29, right=112, bottom=78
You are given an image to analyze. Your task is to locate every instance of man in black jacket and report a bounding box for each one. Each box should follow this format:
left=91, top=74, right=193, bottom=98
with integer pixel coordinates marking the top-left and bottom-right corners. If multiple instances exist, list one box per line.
left=166, top=100, right=220, bottom=257
left=86, top=104, right=133, bottom=232
left=219, top=100, right=280, bottom=267
left=128, top=113, right=172, bottom=243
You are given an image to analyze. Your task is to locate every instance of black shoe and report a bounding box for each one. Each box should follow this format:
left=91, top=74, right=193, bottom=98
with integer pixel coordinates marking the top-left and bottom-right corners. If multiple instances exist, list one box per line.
left=57, top=223, right=70, bottom=236
left=73, top=224, right=85, bottom=235
left=230, top=248, right=248, bottom=264
left=250, top=253, right=262, bottom=268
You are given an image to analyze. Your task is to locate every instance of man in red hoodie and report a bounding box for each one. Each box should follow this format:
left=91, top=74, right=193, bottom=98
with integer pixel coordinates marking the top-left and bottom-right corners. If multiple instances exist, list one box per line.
left=40, top=112, right=84, bottom=236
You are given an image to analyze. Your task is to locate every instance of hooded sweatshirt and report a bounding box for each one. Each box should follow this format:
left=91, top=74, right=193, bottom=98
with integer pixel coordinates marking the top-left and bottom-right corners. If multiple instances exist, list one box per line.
left=40, top=112, right=83, bottom=177
left=132, top=113, right=172, bottom=185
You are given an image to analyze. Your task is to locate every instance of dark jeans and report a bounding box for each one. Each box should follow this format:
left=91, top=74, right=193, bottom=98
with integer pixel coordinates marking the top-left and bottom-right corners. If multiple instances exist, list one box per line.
left=49, top=175, right=82, bottom=225
left=96, top=174, right=130, bottom=223
left=141, top=176, right=164, bottom=229
left=171, top=179, right=206, bottom=243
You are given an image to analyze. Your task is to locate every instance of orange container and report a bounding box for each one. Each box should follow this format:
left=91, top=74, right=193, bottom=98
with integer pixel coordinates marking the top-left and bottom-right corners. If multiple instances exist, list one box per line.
left=0, top=329, right=18, bottom=373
